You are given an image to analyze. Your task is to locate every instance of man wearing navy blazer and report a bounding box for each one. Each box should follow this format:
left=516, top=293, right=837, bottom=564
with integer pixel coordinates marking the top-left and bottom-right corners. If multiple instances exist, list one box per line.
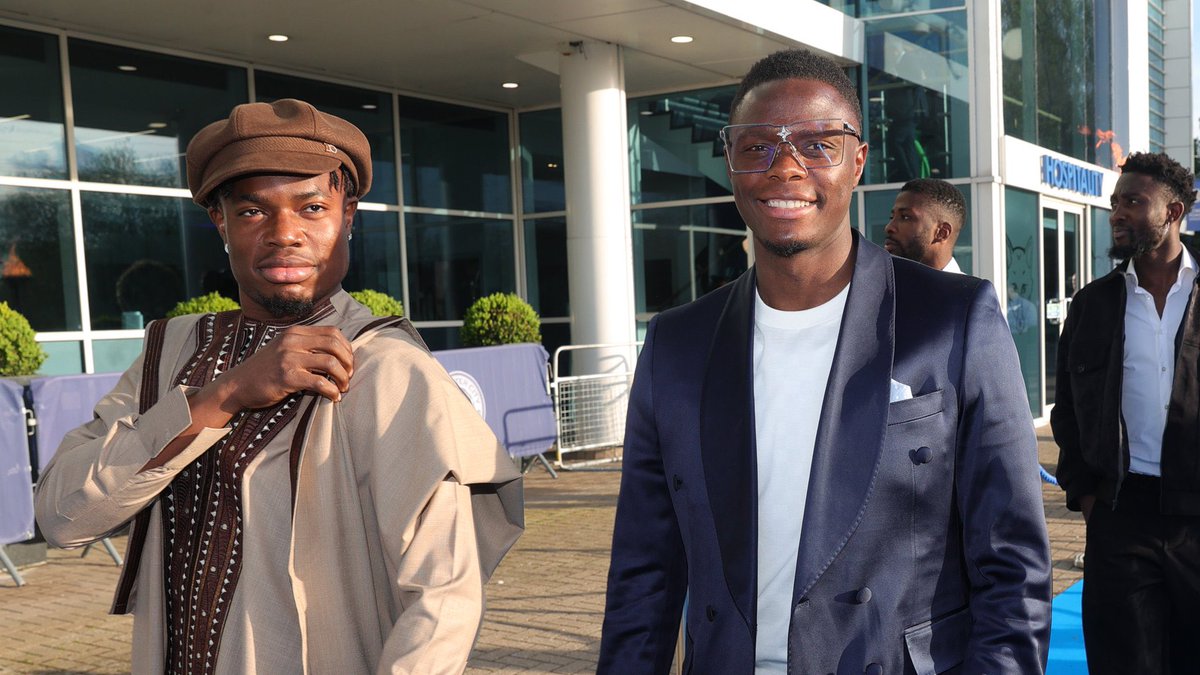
left=599, top=49, right=1052, bottom=674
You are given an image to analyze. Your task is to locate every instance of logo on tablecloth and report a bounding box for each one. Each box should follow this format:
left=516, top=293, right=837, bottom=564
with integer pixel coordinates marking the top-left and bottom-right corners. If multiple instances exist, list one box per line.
left=448, top=370, right=486, bottom=418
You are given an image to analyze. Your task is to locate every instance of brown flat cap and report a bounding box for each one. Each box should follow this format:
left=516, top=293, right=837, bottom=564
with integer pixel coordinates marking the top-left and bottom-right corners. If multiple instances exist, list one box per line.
left=186, top=98, right=372, bottom=206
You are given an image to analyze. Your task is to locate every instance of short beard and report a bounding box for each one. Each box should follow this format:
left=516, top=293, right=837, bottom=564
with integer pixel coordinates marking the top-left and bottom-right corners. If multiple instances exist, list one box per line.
left=252, top=292, right=315, bottom=320
left=1108, top=224, right=1168, bottom=261
left=760, top=239, right=809, bottom=258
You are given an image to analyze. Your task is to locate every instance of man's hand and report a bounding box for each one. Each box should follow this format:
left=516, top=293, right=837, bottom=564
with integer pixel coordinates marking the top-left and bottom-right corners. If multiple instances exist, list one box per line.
left=1080, top=494, right=1096, bottom=523
left=140, top=326, right=354, bottom=472
left=204, top=325, right=355, bottom=413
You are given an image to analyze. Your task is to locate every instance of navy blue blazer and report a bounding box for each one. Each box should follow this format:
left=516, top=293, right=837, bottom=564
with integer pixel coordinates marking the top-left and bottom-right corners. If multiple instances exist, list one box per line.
left=599, top=234, right=1051, bottom=674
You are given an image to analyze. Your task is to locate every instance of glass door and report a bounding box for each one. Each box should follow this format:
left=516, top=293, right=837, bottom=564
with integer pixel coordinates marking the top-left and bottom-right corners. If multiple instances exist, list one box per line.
left=1042, top=201, right=1084, bottom=407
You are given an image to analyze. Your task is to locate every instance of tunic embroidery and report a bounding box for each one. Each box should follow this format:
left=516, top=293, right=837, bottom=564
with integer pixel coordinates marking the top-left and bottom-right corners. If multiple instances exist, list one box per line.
left=161, top=303, right=333, bottom=674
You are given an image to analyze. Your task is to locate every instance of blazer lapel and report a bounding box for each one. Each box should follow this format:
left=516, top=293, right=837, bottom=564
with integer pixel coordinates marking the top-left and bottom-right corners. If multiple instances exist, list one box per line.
left=793, top=234, right=896, bottom=602
left=701, top=267, right=758, bottom=629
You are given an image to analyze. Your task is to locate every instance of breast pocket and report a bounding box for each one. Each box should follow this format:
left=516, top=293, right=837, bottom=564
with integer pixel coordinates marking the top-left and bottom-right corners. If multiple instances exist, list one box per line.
left=887, top=389, right=945, bottom=425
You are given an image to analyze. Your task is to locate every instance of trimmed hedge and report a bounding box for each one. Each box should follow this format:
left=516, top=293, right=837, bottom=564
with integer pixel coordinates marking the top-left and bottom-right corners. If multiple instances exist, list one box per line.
left=349, top=289, right=405, bottom=317
left=460, top=293, right=541, bottom=347
left=166, top=292, right=240, bottom=318
left=0, top=302, right=47, bottom=376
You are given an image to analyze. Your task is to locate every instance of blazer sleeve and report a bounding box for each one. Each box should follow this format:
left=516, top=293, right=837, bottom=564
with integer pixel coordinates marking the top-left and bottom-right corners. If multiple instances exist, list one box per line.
left=955, top=281, right=1053, bottom=673
left=1050, top=291, right=1100, bottom=510
left=598, top=317, right=688, bottom=675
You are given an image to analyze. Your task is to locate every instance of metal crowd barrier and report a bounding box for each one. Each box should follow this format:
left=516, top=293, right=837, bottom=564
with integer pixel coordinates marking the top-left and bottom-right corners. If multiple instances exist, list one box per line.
left=550, top=342, right=641, bottom=468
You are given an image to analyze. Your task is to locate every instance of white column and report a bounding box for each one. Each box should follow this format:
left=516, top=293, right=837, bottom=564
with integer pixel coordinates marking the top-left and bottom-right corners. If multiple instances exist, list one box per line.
left=1113, top=0, right=1151, bottom=154
left=559, top=41, right=637, bottom=364
left=969, top=0, right=1006, bottom=291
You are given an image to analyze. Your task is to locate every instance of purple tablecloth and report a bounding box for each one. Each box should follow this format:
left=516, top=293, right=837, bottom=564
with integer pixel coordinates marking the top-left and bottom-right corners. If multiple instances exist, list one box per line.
left=433, top=343, right=557, bottom=458
left=30, top=372, right=122, bottom=474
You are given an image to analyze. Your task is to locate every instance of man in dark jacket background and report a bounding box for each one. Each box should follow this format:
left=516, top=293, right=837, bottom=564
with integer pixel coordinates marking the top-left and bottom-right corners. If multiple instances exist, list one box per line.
left=1052, top=151, right=1200, bottom=674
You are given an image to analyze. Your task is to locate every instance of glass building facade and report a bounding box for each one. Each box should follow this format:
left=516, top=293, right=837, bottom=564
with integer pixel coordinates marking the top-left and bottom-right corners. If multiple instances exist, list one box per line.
left=0, top=0, right=1175, bottom=424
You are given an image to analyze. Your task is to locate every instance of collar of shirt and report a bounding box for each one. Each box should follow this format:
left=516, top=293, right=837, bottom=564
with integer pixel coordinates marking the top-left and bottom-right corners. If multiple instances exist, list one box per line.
left=1123, top=246, right=1197, bottom=294
left=941, top=257, right=963, bottom=275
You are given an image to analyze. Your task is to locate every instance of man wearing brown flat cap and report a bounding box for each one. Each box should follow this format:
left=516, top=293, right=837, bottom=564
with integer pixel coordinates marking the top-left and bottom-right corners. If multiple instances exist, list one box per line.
left=35, top=99, right=523, bottom=674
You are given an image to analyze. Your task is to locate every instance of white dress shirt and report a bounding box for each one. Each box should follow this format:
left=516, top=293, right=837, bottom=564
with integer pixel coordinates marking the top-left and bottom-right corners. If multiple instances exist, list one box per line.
left=1122, top=248, right=1197, bottom=476
left=941, top=257, right=963, bottom=274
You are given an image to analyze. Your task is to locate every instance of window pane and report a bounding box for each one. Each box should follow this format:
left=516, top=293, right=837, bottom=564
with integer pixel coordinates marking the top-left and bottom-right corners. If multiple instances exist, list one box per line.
left=255, top=72, right=398, bottom=205
left=1091, top=206, right=1112, bottom=280
left=92, top=338, right=143, bottom=374
left=404, top=213, right=515, bottom=321
left=0, top=25, right=67, bottom=179
left=1002, top=0, right=1113, bottom=167
left=815, top=0, right=965, bottom=19
left=0, top=186, right=80, bottom=330
left=38, top=340, right=84, bottom=376
left=399, top=97, right=511, bottom=213
left=69, top=39, right=248, bottom=187
left=519, top=109, right=565, bottom=213
left=343, top=210, right=403, bottom=302
left=628, top=87, right=734, bottom=204
left=863, top=10, right=970, bottom=183
left=523, top=218, right=569, bottom=317
left=1005, top=187, right=1042, bottom=415
left=81, top=192, right=227, bottom=329
left=863, top=189, right=900, bottom=248
left=632, top=202, right=748, bottom=314
left=415, top=326, right=461, bottom=352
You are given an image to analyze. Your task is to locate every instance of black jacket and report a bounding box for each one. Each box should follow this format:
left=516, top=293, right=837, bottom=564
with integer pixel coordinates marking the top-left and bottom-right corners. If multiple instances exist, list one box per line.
left=1051, top=251, right=1200, bottom=515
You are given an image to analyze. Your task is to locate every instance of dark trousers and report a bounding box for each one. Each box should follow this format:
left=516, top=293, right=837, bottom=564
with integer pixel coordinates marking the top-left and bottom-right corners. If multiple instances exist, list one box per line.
left=1082, top=474, right=1200, bottom=674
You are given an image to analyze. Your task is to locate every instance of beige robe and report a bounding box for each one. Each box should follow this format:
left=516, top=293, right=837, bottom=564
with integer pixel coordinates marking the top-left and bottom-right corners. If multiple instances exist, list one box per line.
left=35, top=290, right=524, bottom=674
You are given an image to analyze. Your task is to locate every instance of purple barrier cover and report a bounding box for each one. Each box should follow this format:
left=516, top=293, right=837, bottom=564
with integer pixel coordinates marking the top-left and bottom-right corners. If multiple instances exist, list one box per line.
left=0, top=378, right=33, bottom=545
left=30, top=372, right=122, bottom=474
left=433, top=343, right=557, bottom=458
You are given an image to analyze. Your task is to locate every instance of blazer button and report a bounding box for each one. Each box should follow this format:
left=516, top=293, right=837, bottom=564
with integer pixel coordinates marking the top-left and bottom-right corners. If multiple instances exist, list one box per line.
left=911, top=446, right=934, bottom=465
left=706, top=605, right=717, bottom=622
left=673, top=474, right=683, bottom=491
left=864, top=664, right=883, bottom=675
left=856, top=587, right=872, bottom=604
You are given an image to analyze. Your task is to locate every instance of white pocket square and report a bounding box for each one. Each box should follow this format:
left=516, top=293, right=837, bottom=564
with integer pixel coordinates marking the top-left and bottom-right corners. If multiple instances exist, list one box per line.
left=889, top=378, right=913, bottom=403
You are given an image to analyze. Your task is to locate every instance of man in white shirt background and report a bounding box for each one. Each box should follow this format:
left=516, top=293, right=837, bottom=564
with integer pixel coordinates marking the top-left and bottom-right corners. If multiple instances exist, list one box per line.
left=1052, top=151, right=1200, bottom=674
left=883, top=178, right=966, bottom=273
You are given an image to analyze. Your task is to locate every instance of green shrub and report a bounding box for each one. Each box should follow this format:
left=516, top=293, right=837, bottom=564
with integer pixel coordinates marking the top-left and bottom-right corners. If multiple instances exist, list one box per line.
left=460, top=292, right=541, bottom=347
left=0, top=302, right=47, bottom=376
left=166, top=292, right=240, bottom=318
left=349, top=289, right=405, bottom=317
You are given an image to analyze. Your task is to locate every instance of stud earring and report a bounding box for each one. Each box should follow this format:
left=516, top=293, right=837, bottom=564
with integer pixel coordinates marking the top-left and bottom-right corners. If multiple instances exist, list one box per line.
left=347, top=232, right=354, bottom=241
left=223, top=243, right=229, bottom=254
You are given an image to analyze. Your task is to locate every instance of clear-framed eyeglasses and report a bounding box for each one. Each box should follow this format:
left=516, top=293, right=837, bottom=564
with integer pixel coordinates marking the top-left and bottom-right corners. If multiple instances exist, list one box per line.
left=719, top=118, right=862, bottom=174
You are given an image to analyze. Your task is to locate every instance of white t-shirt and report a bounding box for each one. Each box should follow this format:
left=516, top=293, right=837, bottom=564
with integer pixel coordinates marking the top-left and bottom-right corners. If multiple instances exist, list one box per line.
left=752, top=283, right=848, bottom=674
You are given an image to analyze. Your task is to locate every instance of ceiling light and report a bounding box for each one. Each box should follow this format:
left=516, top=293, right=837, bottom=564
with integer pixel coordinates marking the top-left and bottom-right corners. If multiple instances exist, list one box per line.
left=501, top=82, right=519, bottom=89
left=670, top=35, right=694, bottom=44
left=117, top=65, right=138, bottom=72
left=639, top=110, right=654, bottom=116
left=268, top=34, right=289, bottom=42
left=361, top=103, right=378, bottom=110
left=147, top=122, right=167, bottom=129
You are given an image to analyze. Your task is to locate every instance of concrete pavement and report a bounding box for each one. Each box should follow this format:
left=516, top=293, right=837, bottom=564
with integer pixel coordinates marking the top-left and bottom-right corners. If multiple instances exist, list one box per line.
left=0, top=427, right=1083, bottom=674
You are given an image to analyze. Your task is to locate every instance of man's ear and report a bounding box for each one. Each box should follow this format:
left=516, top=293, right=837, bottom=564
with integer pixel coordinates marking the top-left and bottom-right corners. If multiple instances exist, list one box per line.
left=1166, top=200, right=1185, bottom=228
left=343, top=198, right=359, bottom=232
left=932, top=220, right=953, bottom=244
left=209, top=206, right=227, bottom=243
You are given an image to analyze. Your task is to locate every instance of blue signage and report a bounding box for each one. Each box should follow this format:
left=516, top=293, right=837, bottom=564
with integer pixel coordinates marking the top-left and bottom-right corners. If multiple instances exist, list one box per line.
left=1041, top=155, right=1103, bottom=197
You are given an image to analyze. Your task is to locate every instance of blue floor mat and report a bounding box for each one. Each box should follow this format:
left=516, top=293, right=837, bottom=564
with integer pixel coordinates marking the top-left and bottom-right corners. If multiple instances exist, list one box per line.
left=1047, top=580, right=1088, bottom=674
